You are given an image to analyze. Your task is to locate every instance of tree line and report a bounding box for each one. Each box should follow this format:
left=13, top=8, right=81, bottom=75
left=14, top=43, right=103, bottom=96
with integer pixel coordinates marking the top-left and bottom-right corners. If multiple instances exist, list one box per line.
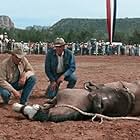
left=0, top=18, right=140, bottom=44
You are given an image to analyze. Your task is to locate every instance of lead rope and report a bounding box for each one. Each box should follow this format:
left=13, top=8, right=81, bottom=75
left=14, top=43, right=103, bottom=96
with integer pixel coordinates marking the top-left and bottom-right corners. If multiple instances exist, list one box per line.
left=55, top=104, right=140, bottom=123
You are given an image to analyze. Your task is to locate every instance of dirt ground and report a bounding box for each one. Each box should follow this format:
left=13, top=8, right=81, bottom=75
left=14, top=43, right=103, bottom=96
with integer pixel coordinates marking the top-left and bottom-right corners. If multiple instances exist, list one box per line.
left=0, top=54, right=140, bottom=140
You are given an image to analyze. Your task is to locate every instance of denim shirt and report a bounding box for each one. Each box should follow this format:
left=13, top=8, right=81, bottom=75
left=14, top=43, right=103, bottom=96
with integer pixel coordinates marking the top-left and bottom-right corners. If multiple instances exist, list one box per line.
left=45, top=48, right=76, bottom=82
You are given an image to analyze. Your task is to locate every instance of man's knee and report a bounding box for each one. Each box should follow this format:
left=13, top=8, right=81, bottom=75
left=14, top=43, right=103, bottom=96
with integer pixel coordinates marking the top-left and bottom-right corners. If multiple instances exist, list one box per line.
left=27, top=75, right=37, bottom=84
left=0, top=89, right=11, bottom=104
left=66, top=75, right=77, bottom=88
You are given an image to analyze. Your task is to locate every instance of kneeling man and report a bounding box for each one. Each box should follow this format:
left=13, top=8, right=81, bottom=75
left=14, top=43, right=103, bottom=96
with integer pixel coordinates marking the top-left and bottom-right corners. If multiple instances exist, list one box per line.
left=0, top=46, right=37, bottom=105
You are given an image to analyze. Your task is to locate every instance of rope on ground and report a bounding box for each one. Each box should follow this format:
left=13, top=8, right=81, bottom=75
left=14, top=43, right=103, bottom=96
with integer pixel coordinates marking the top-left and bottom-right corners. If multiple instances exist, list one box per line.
left=55, top=104, right=140, bottom=122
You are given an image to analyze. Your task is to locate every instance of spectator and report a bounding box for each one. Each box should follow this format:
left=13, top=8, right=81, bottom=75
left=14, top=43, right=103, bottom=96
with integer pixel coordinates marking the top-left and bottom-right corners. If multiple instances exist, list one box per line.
left=0, top=47, right=37, bottom=105
left=45, top=37, right=77, bottom=99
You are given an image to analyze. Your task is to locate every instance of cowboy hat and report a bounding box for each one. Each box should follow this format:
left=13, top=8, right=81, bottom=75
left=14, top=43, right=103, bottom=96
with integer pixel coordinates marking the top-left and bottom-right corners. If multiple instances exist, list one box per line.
left=54, top=37, right=66, bottom=47
left=11, top=47, right=26, bottom=58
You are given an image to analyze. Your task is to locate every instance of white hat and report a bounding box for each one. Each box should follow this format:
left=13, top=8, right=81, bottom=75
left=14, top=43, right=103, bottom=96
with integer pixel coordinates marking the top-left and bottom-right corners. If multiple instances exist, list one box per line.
left=11, top=47, right=26, bottom=58
left=54, top=37, right=66, bottom=47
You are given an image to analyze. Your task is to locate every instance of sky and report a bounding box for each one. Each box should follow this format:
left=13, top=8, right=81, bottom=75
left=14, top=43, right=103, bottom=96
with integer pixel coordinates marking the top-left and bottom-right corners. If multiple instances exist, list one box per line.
left=0, top=0, right=139, bottom=29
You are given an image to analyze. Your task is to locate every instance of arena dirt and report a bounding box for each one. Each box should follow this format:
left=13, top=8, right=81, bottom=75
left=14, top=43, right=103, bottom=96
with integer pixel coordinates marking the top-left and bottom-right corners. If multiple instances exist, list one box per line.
left=0, top=54, right=140, bottom=140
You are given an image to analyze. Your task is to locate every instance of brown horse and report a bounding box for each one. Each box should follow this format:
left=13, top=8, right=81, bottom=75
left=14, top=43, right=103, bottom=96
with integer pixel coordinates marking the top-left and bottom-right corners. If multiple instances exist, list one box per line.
left=13, top=80, right=140, bottom=122
left=13, top=89, right=93, bottom=122
left=85, top=80, right=140, bottom=116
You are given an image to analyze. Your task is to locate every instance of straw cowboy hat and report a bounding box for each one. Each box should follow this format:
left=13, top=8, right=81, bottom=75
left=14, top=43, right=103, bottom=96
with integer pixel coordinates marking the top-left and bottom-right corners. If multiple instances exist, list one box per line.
left=11, top=46, right=26, bottom=59
left=54, top=37, right=66, bottom=47
left=7, top=42, right=27, bottom=58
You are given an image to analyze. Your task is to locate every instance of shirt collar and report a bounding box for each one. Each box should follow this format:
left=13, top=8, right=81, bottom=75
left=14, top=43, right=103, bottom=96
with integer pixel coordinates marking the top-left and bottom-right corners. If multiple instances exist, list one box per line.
left=53, top=49, right=65, bottom=56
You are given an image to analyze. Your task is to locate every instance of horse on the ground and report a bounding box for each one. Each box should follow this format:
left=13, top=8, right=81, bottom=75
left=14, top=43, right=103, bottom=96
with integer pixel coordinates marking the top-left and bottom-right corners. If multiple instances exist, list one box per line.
left=13, top=80, right=140, bottom=122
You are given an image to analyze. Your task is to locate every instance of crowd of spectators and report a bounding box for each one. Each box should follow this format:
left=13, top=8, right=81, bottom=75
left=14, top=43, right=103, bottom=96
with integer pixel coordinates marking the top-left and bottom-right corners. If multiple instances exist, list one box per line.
left=0, top=33, right=140, bottom=56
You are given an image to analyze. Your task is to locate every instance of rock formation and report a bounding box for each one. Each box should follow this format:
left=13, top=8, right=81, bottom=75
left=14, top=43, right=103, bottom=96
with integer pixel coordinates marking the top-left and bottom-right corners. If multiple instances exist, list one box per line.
left=0, top=15, right=14, bottom=29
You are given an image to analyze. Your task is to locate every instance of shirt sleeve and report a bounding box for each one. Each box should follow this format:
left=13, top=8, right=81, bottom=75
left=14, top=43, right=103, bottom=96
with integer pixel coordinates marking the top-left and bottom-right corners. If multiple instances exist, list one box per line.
left=0, top=63, right=16, bottom=92
left=64, top=53, right=76, bottom=77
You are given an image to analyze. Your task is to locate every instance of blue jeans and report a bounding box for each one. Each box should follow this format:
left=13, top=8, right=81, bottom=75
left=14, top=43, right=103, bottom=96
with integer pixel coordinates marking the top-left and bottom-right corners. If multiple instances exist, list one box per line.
left=46, top=73, right=77, bottom=99
left=0, top=75, right=36, bottom=105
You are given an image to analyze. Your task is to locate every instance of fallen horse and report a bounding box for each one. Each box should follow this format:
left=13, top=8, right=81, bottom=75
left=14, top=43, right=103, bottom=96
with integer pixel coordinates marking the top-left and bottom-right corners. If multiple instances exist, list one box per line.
left=13, top=89, right=92, bottom=122
left=13, top=80, right=140, bottom=122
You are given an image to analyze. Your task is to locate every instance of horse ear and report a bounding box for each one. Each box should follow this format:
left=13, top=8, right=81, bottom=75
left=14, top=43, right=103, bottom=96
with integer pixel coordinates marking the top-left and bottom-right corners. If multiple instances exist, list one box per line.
left=84, top=81, right=99, bottom=92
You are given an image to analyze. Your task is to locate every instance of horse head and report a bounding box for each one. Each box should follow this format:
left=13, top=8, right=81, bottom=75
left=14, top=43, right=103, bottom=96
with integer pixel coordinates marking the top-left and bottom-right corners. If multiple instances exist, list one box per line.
left=88, top=86, right=135, bottom=117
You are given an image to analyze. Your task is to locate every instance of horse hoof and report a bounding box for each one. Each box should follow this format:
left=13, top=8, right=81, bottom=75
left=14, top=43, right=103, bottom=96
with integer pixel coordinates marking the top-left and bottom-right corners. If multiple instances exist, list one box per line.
left=12, top=103, right=24, bottom=112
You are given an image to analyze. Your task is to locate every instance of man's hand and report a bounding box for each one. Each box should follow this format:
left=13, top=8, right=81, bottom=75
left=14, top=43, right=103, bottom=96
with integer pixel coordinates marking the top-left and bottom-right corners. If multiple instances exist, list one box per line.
left=18, top=73, right=26, bottom=86
left=50, top=81, right=58, bottom=91
left=57, top=75, right=65, bottom=84
left=12, top=90, right=21, bottom=98
left=19, top=71, right=35, bottom=86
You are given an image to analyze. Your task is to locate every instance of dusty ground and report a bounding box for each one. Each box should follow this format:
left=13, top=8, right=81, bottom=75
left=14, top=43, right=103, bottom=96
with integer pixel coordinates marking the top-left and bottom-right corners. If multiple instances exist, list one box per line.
left=0, top=54, right=140, bottom=140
